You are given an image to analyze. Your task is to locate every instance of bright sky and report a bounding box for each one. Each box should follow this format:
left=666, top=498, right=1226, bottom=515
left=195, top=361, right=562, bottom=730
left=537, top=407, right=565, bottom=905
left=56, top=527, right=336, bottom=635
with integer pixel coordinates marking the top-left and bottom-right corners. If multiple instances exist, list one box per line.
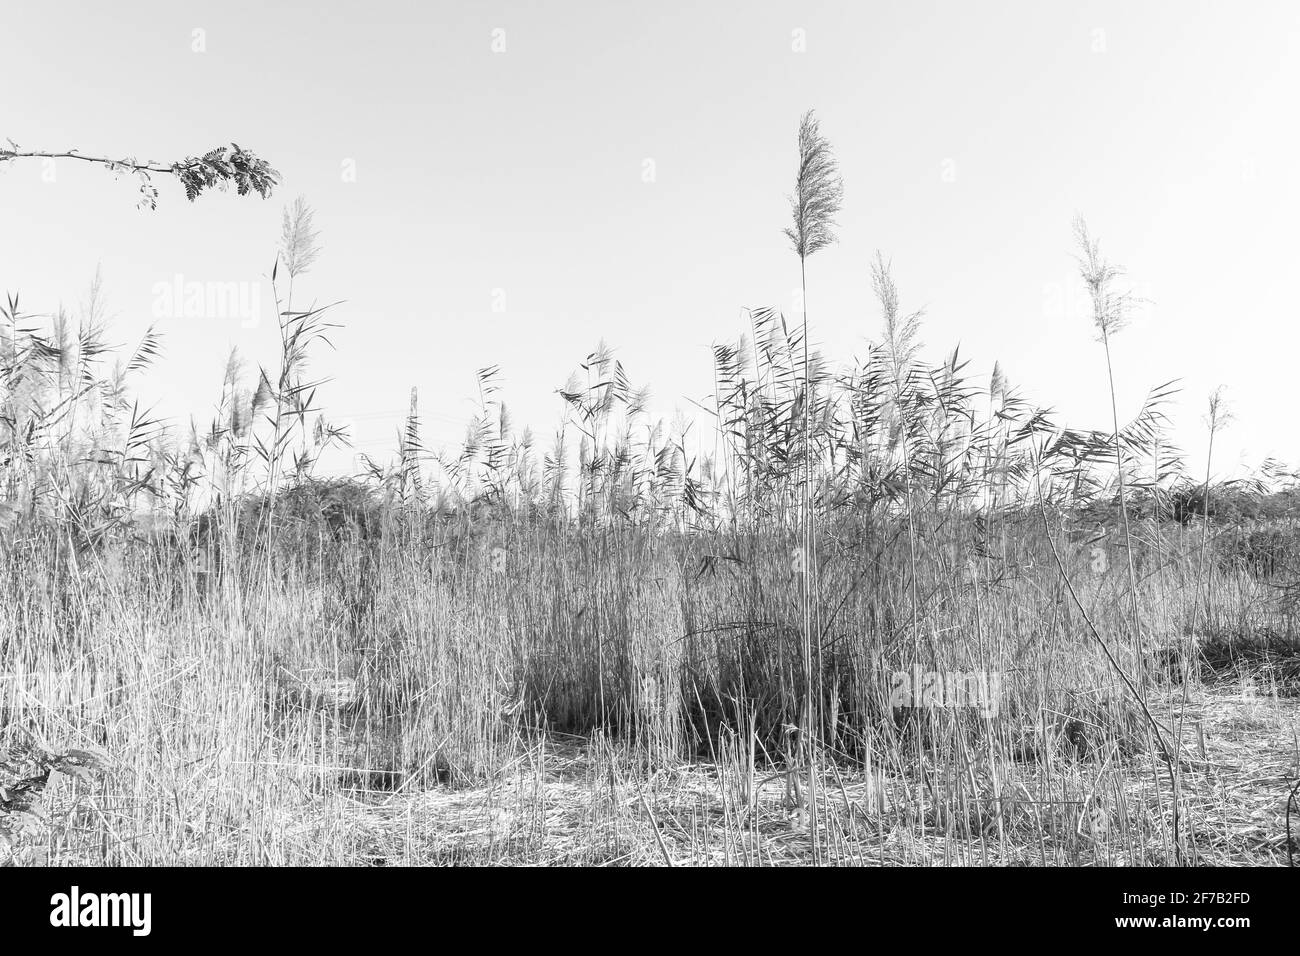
left=2, top=0, right=1297, bottom=480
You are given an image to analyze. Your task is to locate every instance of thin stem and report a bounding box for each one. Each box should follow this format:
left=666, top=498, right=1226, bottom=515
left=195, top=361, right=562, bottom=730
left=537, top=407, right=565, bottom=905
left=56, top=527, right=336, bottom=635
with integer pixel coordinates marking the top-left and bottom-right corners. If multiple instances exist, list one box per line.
left=1102, top=330, right=1145, bottom=688
left=799, top=254, right=821, bottom=862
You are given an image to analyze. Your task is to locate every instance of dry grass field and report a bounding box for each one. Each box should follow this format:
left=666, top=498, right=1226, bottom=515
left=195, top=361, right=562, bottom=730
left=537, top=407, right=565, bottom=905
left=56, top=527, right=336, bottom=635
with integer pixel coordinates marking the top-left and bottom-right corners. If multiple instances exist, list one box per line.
left=1, top=504, right=1297, bottom=866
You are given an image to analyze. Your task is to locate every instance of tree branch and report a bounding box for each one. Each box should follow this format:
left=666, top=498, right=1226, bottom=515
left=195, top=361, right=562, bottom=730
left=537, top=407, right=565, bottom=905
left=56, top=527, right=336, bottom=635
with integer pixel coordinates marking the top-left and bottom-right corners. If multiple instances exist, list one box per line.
left=0, top=140, right=281, bottom=210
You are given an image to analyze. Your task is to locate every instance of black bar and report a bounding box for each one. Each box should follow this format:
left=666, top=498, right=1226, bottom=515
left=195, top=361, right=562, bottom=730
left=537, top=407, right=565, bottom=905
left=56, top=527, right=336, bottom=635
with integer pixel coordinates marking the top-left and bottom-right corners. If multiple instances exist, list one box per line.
left=0, top=866, right=1285, bottom=943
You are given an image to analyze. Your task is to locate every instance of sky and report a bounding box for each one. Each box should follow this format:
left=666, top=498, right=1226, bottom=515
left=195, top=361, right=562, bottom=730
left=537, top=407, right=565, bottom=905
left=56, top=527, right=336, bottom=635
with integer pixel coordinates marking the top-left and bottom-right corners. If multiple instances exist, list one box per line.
left=2, top=0, right=1297, bottom=481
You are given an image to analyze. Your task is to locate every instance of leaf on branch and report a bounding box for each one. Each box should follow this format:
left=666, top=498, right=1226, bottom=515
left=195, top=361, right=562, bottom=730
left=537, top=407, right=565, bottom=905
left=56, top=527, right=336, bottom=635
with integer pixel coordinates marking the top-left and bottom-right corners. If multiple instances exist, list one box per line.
left=171, top=143, right=280, bottom=203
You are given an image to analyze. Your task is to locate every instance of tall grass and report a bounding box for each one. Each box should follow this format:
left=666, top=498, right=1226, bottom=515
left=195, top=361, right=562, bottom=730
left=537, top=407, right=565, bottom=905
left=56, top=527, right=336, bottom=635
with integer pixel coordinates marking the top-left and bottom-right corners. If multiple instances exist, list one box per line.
left=1, top=126, right=1296, bottom=866
left=784, top=108, right=843, bottom=857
